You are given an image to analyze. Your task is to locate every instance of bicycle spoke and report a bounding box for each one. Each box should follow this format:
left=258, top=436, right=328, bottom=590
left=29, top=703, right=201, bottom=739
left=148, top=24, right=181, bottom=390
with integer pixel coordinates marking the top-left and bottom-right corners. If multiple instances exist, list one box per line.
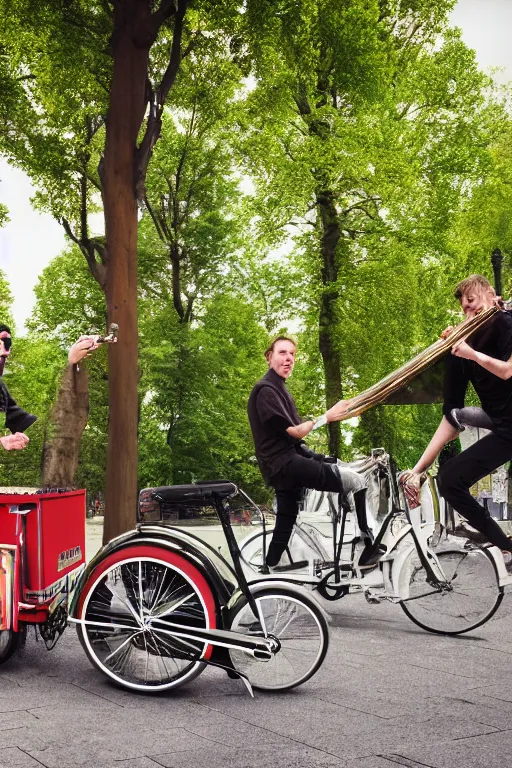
left=79, top=554, right=214, bottom=691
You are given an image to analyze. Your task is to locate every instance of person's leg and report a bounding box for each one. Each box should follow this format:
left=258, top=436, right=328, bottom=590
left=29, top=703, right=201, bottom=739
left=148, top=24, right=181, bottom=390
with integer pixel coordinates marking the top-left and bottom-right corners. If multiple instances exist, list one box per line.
left=268, top=457, right=371, bottom=566
left=437, top=433, right=512, bottom=551
left=268, top=456, right=336, bottom=567
left=451, top=406, right=494, bottom=432
left=266, top=488, right=302, bottom=567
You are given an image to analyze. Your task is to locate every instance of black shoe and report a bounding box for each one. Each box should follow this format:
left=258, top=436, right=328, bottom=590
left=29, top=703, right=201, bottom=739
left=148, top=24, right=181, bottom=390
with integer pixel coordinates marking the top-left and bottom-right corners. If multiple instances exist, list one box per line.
left=451, top=524, right=488, bottom=545
left=358, top=543, right=385, bottom=569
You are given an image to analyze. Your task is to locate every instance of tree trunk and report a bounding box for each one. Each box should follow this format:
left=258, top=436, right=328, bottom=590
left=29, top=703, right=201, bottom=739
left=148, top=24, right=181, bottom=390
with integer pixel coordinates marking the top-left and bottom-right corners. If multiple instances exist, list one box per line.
left=102, top=3, right=151, bottom=543
left=41, top=366, right=90, bottom=488
left=316, top=189, right=343, bottom=458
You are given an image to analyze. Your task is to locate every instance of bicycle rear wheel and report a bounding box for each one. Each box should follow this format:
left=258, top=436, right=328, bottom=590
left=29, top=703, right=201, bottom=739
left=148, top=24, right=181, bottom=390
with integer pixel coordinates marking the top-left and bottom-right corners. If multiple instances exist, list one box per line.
left=400, top=547, right=502, bottom=635
left=76, top=546, right=217, bottom=691
left=228, top=586, right=328, bottom=691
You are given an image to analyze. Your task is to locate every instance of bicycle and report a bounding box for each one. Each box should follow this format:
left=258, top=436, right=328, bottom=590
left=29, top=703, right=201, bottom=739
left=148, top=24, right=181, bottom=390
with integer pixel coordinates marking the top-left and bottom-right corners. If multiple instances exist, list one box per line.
left=0, top=482, right=329, bottom=695
left=238, top=450, right=510, bottom=635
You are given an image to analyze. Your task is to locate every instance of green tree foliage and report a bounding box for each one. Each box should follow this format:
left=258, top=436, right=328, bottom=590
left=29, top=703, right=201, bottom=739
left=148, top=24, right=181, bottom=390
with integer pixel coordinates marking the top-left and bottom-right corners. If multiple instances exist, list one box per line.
left=236, top=0, right=505, bottom=462
left=448, top=120, right=512, bottom=294
left=139, top=293, right=269, bottom=497
left=0, top=270, right=13, bottom=327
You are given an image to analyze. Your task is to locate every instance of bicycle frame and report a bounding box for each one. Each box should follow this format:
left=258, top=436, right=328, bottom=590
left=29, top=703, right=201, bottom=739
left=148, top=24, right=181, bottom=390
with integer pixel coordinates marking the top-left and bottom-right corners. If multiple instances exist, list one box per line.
left=237, top=452, right=507, bottom=602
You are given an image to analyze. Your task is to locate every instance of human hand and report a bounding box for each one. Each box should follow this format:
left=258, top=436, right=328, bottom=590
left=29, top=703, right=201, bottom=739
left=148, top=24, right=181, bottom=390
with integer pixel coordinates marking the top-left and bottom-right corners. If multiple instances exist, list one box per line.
left=440, top=326, right=454, bottom=340
left=68, top=335, right=102, bottom=366
left=451, top=338, right=476, bottom=361
left=399, top=470, right=427, bottom=509
left=0, top=432, right=29, bottom=451
left=325, top=399, right=351, bottom=423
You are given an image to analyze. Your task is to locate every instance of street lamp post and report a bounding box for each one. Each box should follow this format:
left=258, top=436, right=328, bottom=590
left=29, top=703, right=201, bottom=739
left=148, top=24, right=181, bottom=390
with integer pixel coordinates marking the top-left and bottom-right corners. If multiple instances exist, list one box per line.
left=491, top=248, right=503, bottom=297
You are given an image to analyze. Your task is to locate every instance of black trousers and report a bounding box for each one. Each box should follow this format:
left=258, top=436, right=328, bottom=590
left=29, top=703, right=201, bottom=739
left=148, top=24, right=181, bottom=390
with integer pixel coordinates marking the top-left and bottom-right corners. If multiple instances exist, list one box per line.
left=437, top=432, right=512, bottom=551
left=267, top=455, right=347, bottom=567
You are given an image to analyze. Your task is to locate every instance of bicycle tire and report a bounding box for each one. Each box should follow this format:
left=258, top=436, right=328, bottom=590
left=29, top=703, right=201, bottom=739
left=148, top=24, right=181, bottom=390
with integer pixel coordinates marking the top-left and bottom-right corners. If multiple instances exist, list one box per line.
left=0, top=628, right=23, bottom=664
left=399, top=547, right=503, bottom=635
left=76, top=546, right=217, bottom=692
left=228, top=586, right=328, bottom=691
left=239, top=529, right=273, bottom=568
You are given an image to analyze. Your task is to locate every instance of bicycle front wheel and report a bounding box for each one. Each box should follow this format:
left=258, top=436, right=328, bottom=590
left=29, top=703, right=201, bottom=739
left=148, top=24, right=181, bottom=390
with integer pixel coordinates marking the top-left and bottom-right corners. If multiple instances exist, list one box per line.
left=400, top=547, right=502, bottom=635
left=76, top=546, right=217, bottom=692
left=228, top=587, right=328, bottom=691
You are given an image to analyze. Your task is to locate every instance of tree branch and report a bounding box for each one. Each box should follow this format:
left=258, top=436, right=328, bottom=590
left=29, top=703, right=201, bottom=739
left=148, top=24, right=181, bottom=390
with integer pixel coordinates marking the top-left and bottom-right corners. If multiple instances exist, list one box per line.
left=149, top=0, right=180, bottom=36
left=60, top=217, right=108, bottom=291
left=134, top=0, right=188, bottom=200
left=144, top=194, right=167, bottom=243
left=157, top=0, right=188, bottom=106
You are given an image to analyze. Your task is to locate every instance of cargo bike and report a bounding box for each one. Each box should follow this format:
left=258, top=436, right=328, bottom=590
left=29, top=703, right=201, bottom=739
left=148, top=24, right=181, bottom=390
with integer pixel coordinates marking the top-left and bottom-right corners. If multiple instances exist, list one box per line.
left=0, top=481, right=328, bottom=695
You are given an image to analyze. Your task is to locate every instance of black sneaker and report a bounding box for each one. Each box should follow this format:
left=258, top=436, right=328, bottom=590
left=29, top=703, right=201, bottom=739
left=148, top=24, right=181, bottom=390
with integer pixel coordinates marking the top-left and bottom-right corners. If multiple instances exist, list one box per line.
left=358, top=543, right=385, bottom=569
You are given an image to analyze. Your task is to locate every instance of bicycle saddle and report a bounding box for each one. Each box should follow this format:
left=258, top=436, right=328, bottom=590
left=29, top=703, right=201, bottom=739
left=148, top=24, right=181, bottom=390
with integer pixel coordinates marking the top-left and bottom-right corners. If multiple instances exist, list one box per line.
left=148, top=481, right=238, bottom=504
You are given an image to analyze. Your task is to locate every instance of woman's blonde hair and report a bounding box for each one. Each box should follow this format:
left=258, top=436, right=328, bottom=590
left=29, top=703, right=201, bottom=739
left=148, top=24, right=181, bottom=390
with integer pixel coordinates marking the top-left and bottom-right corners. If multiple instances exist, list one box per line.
left=454, top=274, right=494, bottom=301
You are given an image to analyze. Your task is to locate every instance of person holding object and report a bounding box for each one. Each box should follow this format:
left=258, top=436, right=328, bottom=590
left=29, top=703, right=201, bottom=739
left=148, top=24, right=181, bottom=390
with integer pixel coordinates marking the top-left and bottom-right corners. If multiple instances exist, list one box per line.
left=0, top=326, right=108, bottom=454
left=0, top=324, right=35, bottom=452
left=404, top=274, right=512, bottom=558
left=67, top=335, right=102, bottom=366
left=247, top=335, right=382, bottom=572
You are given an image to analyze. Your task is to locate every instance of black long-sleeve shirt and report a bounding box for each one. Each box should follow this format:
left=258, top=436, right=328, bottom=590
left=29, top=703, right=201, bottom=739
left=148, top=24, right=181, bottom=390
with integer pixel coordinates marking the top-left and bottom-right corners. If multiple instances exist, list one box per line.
left=443, top=310, right=512, bottom=434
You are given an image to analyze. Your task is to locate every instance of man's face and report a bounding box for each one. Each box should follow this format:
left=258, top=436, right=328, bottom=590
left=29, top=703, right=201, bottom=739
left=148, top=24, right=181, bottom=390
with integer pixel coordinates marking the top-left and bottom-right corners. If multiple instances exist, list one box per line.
left=0, top=332, right=11, bottom=374
left=267, top=340, right=296, bottom=379
left=459, top=288, right=495, bottom=318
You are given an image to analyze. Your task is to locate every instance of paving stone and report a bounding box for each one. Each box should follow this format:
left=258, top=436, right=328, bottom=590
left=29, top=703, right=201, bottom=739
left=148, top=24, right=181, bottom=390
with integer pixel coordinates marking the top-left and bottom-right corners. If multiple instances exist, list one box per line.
left=25, top=725, right=217, bottom=762
left=1, top=521, right=512, bottom=767
left=150, top=745, right=347, bottom=768
left=0, top=748, right=46, bottom=767
left=0, top=728, right=48, bottom=751
left=0, top=711, right=39, bottom=730
left=345, top=759, right=408, bottom=768
left=396, top=727, right=512, bottom=768
left=183, top=719, right=301, bottom=748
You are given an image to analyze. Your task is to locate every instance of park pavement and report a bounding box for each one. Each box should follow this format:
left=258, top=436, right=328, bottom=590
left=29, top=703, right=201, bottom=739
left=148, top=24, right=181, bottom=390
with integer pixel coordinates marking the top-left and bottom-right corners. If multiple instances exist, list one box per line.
left=2, top=518, right=512, bottom=767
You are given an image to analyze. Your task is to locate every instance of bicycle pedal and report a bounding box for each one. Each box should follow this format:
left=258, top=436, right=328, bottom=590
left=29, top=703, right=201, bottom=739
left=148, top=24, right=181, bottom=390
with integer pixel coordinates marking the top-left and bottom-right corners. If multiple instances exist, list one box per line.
left=364, top=589, right=381, bottom=604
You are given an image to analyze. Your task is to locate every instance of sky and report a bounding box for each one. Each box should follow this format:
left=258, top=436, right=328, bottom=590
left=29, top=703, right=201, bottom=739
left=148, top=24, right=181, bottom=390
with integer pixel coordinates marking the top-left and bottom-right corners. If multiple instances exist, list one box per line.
left=1, top=0, right=512, bottom=332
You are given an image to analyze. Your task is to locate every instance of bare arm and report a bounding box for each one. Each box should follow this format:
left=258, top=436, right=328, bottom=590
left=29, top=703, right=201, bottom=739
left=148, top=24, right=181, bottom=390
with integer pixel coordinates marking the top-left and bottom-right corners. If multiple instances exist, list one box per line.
left=286, top=399, right=352, bottom=440
left=452, top=339, right=512, bottom=380
left=412, top=416, right=459, bottom=474
left=286, top=420, right=316, bottom=440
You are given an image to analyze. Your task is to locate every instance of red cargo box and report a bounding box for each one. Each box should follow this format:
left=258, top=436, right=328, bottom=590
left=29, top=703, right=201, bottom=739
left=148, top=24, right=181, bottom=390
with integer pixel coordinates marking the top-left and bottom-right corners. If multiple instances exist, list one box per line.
left=0, top=489, right=86, bottom=604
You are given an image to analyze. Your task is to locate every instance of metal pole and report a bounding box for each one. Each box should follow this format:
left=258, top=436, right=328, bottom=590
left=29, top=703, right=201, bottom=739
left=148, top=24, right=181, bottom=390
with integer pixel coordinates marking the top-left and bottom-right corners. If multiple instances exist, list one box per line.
left=491, top=248, right=503, bottom=297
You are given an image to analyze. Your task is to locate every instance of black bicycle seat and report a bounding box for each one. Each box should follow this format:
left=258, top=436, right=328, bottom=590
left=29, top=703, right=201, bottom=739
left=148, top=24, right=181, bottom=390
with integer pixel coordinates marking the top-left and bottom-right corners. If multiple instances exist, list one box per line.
left=148, top=481, right=237, bottom=505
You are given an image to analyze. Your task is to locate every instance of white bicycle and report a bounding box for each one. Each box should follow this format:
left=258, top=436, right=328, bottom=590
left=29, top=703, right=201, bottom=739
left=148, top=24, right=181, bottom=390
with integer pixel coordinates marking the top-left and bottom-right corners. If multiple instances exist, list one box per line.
left=239, top=450, right=509, bottom=635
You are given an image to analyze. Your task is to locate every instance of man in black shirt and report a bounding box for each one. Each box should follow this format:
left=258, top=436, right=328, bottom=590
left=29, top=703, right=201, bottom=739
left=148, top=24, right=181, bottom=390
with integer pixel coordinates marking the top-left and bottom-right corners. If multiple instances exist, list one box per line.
left=248, top=336, right=377, bottom=571
left=411, top=275, right=512, bottom=553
